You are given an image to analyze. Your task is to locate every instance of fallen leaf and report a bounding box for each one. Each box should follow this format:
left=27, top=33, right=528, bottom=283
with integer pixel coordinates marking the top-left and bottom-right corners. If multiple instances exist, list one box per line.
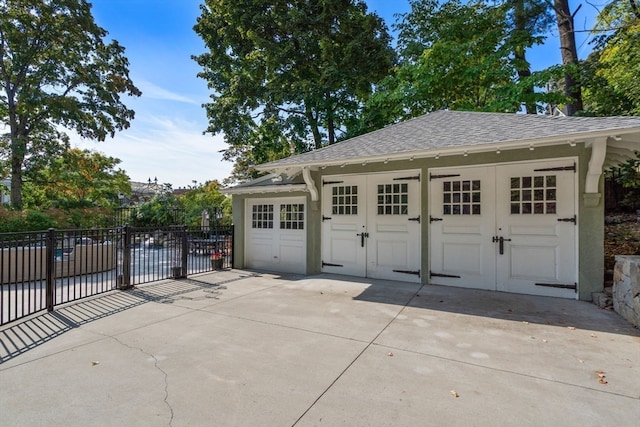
left=567, top=326, right=576, bottom=330
left=529, top=336, right=536, bottom=339
left=542, top=339, right=548, bottom=343
left=450, top=390, right=459, bottom=398
left=596, top=371, right=608, bottom=385
left=590, top=333, right=597, bottom=338
left=387, top=352, right=394, bottom=357
left=578, top=359, right=584, bottom=363
left=91, top=361, right=99, bottom=366
left=522, top=321, right=529, bottom=325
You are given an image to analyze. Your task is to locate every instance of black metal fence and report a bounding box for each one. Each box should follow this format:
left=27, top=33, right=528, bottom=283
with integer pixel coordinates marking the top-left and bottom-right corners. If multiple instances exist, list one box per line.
left=0, top=225, right=233, bottom=326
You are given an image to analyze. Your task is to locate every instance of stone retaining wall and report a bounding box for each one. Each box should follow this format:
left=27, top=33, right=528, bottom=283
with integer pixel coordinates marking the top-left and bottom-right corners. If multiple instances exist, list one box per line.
left=613, top=255, right=640, bottom=328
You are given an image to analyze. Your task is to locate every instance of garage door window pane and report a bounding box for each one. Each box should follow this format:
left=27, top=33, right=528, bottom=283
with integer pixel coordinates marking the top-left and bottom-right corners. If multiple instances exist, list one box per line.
left=509, top=175, right=557, bottom=214
left=443, top=180, right=481, bottom=215
left=377, top=182, right=409, bottom=215
left=280, top=204, right=304, bottom=230
left=252, top=204, right=273, bottom=229
left=332, top=186, right=358, bottom=215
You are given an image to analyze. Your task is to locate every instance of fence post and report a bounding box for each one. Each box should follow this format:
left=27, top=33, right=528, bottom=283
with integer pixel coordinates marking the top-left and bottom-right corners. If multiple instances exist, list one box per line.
left=181, top=225, right=188, bottom=278
left=230, top=224, right=235, bottom=269
left=121, top=224, right=132, bottom=289
left=45, top=228, right=55, bottom=311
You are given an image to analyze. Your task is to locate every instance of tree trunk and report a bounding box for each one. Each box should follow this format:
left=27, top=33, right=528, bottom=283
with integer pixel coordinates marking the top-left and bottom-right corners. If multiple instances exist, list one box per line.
left=514, top=0, right=536, bottom=114
left=305, top=105, right=322, bottom=150
left=10, top=137, right=24, bottom=209
left=553, top=0, right=583, bottom=116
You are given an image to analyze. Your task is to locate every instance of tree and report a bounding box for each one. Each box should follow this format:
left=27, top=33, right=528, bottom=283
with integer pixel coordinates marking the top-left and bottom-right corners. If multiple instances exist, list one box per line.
left=354, top=0, right=551, bottom=132
left=24, top=148, right=131, bottom=209
left=179, top=180, right=230, bottom=227
left=508, top=0, right=555, bottom=114
left=552, top=0, right=583, bottom=115
left=582, top=0, right=640, bottom=116
left=193, top=0, right=394, bottom=182
left=0, top=0, right=140, bottom=209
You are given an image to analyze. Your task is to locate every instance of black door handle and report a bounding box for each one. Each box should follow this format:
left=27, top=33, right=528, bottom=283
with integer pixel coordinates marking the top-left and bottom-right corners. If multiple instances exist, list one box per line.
left=498, top=236, right=512, bottom=255
left=356, top=232, right=369, bottom=248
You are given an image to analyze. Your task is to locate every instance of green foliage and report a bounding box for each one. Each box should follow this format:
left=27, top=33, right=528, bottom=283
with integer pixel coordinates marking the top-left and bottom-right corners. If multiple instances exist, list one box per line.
left=179, top=181, right=231, bottom=227
left=582, top=0, right=640, bottom=116
left=127, top=185, right=183, bottom=227
left=613, top=154, right=640, bottom=210
left=352, top=0, right=553, bottom=132
left=0, top=206, right=113, bottom=232
left=23, top=148, right=131, bottom=210
left=0, top=0, right=140, bottom=208
left=193, top=0, right=394, bottom=183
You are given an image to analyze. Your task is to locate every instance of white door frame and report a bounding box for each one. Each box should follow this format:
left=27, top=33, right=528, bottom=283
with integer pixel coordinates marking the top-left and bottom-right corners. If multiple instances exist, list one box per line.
left=245, top=197, right=307, bottom=274
left=428, top=158, right=579, bottom=298
left=321, top=170, right=422, bottom=282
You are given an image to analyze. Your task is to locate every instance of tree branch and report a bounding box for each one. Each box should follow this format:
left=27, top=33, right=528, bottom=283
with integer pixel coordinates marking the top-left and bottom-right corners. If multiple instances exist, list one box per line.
left=630, top=0, right=640, bottom=19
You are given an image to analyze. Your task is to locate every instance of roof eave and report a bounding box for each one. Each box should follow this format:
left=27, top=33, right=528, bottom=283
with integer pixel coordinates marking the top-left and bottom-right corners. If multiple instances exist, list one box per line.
left=256, top=130, right=636, bottom=174
left=223, top=184, right=308, bottom=196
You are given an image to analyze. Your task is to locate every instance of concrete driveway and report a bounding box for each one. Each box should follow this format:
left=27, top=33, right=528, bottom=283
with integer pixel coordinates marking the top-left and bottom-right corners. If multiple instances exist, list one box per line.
left=1, top=270, right=639, bottom=426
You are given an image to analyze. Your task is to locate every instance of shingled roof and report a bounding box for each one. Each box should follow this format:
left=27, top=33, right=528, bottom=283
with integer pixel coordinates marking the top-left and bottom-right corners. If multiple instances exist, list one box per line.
left=256, top=110, right=640, bottom=172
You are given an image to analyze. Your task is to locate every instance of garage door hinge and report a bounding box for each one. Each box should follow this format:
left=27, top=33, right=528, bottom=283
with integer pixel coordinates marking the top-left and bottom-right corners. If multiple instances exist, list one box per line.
left=408, top=216, right=420, bottom=223
left=429, top=216, right=443, bottom=223
left=322, top=261, right=343, bottom=267
left=535, top=282, right=577, bottom=292
left=322, top=180, right=344, bottom=186
left=533, top=162, right=576, bottom=173
left=429, top=173, right=460, bottom=180
left=429, top=271, right=461, bottom=278
left=322, top=215, right=332, bottom=222
left=393, top=269, right=420, bottom=277
left=557, top=215, right=576, bottom=224
left=393, top=175, right=420, bottom=181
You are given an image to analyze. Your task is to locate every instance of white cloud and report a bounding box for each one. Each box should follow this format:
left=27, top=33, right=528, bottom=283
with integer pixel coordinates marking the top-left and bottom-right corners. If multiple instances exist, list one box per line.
left=69, top=114, right=233, bottom=188
left=136, top=79, right=201, bottom=105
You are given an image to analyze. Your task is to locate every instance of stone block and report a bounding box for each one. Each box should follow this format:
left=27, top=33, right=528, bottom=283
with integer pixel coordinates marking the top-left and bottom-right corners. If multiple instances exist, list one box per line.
left=591, top=292, right=612, bottom=309
left=612, top=255, right=640, bottom=328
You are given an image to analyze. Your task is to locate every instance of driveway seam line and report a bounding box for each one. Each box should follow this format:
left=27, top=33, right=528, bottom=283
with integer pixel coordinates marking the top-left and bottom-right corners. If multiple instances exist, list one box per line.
left=371, top=342, right=640, bottom=401
left=290, top=283, right=426, bottom=426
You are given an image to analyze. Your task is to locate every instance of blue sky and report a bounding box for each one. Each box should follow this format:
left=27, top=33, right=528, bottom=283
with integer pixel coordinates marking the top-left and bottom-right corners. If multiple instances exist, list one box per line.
left=76, top=0, right=601, bottom=189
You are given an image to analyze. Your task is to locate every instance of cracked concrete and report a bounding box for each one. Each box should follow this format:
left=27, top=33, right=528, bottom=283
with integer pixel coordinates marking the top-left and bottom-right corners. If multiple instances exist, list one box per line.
left=1, top=270, right=639, bottom=426
left=108, top=334, right=174, bottom=426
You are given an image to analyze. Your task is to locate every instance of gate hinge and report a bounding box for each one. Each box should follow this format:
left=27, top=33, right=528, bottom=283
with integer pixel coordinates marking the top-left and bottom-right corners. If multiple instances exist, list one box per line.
left=393, top=269, right=420, bottom=277
left=408, top=216, right=420, bottom=223
left=322, top=180, right=344, bottom=186
left=535, top=282, right=577, bottom=292
left=557, top=215, right=576, bottom=224
left=534, top=162, right=576, bottom=173
left=322, top=261, right=343, bottom=267
left=394, top=175, right=420, bottom=182
left=429, top=173, right=460, bottom=181
left=429, top=271, right=461, bottom=278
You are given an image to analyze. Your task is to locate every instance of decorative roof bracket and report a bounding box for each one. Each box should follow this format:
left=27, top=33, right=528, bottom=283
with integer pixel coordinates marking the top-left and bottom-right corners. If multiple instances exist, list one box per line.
left=302, top=167, right=318, bottom=202
left=584, top=137, right=607, bottom=207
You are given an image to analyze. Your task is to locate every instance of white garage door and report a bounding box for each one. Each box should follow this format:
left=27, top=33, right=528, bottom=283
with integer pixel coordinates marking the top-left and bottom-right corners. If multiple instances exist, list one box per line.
left=245, top=197, right=307, bottom=274
left=321, top=170, right=422, bottom=283
left=429, top=159, right=578, bottom=298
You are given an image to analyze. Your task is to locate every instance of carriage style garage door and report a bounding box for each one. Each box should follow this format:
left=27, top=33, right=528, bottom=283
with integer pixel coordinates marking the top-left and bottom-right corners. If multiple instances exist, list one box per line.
left=321, top=170, right=421, bottom=283
left=245, top=197, right=307, bottom=274
left=429, top=159, right=578, bottom=298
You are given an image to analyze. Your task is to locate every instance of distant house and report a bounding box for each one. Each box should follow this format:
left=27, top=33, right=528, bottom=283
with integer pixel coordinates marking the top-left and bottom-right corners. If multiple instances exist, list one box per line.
left=226, top=110, right=640, bottom=301
left=126, top=179, right=163, bottom=205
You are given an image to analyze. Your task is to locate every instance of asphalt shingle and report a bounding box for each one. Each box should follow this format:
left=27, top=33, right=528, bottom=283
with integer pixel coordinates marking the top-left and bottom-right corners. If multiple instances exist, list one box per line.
left=258, top=110, right=640, bottom=169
